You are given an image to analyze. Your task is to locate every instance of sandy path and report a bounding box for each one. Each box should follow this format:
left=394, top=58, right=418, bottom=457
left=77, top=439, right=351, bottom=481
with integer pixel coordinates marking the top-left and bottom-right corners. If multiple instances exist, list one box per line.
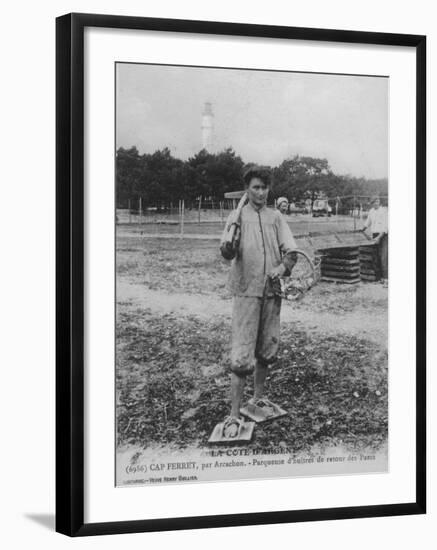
left=117, top=282, right=387, bottom=347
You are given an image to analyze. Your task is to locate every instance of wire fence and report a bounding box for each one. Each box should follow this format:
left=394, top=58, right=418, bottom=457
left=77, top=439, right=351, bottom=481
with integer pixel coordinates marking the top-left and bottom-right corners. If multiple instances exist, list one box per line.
left=116, top=196, right=388, bottom=238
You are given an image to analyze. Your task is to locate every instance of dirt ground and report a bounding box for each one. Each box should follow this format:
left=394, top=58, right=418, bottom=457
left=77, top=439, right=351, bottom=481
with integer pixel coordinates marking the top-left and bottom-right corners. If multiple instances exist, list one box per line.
left=116, top=234, right=388, bottom=455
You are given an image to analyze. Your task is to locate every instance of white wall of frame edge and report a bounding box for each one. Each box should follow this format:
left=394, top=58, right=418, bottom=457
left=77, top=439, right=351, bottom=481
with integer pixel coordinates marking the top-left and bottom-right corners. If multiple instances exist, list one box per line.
left=84, top=26, right=415, bottom=524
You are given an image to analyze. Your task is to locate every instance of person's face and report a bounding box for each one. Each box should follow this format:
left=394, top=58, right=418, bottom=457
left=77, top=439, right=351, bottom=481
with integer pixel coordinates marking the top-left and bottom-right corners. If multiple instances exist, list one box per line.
left=247, top=177, right=268, bottom=208
left=279, top=201, right=288, bottom=214
left=373, top=199, right=380, bottom=209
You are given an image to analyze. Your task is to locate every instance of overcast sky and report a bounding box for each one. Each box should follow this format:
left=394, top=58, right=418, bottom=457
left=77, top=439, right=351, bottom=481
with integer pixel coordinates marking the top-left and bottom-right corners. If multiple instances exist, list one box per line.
left=116, top=63, right=388, bottom=179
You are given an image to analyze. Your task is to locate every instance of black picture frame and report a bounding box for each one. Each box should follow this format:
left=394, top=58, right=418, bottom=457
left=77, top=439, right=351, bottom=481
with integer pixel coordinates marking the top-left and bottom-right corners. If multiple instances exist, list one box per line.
left=56, top=12, right=426, bottom=537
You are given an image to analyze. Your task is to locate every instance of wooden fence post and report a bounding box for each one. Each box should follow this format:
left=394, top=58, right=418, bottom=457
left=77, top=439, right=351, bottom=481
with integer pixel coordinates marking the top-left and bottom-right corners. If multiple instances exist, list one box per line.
left=353, top=196, right=356, bottom=231
left=180, top=199, right=185, bottom=238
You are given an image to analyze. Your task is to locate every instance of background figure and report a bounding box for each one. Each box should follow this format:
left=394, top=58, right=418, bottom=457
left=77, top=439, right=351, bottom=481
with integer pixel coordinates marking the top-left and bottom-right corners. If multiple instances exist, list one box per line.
left=277, top=196, right=289, bottom=215
left=277, top=197, right=292, bottom=277
left=362, top=196, right=388, bottom=283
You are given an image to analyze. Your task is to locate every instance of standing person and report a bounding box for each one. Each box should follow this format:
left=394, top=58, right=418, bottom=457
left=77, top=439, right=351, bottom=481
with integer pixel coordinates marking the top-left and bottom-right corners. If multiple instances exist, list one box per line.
left=218, top=166, right=298, bottom=439
left=276, top=196, right=289, bottom=215
left=276, top=197, right=292, bottom=278
left=362, top=196, right=388, bottom=284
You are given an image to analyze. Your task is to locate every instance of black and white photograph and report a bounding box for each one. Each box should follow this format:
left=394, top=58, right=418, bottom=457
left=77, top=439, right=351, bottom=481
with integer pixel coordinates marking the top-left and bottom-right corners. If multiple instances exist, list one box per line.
left=0, top=0, right=431, bottom=544
left=115, top=63, right=389, bottom=486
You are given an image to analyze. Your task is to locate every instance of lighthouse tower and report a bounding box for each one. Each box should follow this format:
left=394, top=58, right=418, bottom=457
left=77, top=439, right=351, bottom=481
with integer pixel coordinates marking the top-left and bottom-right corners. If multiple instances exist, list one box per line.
left=201, top=102, right=214, bottom=152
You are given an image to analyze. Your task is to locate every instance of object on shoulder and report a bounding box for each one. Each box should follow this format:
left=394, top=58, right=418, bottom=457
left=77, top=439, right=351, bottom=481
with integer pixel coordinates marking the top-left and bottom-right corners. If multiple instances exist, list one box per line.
left=222, top=192, right=248, bottom=252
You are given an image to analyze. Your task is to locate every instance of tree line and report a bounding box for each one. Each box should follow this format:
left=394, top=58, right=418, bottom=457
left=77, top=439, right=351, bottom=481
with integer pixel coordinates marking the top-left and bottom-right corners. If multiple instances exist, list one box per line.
left=116, top=146, right=388, bottom=209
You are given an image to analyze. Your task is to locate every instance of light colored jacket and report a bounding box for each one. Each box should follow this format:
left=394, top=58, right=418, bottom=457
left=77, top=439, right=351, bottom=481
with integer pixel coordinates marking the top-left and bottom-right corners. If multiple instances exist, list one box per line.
left=221, top=202, right=297, bottom=297
left=364, top=206, right=388, bottom=234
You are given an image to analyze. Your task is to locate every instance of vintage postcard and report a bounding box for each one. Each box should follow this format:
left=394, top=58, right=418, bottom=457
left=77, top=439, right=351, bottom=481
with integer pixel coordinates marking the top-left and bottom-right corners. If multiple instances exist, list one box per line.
left=115, top=63, right=388, bottom=487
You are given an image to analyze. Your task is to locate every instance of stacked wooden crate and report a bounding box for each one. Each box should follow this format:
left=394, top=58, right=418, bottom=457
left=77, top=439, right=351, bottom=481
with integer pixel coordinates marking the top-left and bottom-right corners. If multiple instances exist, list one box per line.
left=302, top=233, right=380, bottom=284
left=359, top=245, right=379, bottom=282
left=320, top=247, right=361, bottom=284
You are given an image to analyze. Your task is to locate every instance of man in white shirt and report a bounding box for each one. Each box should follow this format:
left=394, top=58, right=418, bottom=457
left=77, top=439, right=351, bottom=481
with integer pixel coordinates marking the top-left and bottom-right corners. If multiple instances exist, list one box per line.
left=362, top=196, right=388, bottom=284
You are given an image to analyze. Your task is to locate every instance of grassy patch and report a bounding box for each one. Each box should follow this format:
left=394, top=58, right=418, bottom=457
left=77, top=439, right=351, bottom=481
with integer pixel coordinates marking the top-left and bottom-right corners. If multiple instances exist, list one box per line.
left=116, top=310, right=387, bottom=453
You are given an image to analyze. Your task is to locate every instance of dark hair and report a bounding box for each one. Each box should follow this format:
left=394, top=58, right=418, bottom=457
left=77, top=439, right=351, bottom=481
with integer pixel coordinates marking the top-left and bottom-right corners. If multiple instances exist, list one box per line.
left=243, top=165, right=271, bottom=187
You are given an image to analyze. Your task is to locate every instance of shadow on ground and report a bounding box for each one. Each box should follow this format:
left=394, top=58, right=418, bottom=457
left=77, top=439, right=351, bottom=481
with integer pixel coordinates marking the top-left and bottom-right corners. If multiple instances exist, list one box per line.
left=25, top=513, right=55, bottom=531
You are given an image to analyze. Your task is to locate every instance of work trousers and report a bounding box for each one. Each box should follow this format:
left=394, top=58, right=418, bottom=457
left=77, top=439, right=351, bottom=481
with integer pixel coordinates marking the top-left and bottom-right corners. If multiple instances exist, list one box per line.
left=230, top=295, right=281, bottom=376
left=373, top=233, right=388, bottom=279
